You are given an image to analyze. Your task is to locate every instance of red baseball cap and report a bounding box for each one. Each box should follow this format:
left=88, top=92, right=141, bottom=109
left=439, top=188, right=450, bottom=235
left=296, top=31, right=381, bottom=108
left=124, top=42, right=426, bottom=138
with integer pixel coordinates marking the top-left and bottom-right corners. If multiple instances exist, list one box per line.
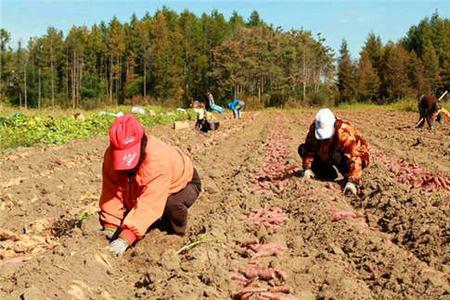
left=109, top=114, right=144, bottom=171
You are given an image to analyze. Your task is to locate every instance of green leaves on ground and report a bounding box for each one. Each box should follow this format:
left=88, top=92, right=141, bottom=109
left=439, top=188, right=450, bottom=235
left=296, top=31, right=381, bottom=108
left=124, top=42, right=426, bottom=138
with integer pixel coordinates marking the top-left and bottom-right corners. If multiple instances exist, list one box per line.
left=0, top=108, right=194, bottom=150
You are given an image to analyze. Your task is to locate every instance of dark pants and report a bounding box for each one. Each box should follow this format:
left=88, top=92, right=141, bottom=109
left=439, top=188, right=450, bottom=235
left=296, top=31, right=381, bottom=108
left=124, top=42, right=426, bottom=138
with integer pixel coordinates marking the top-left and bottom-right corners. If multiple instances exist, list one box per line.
left=162, top=168, right=201, bottom=235
left=418, top=99, right=441, bottom=128
left=195, top=119, right=220, bottom=132
left=298, top=144, right=350, bottom=181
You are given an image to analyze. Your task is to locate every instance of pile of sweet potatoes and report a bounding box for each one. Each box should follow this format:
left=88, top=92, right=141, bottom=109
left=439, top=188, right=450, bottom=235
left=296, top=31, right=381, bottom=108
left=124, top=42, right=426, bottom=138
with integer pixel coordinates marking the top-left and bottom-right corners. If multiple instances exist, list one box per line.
left=251, top=115, right=299, bottom=195
left=247, top=206, right=287, bottom=229
left=373, top=148, right=450, bottom=192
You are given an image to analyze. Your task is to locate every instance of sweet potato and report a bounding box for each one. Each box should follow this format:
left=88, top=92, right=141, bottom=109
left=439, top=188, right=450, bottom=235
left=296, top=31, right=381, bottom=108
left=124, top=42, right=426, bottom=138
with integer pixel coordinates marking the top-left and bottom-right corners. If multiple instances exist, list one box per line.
left=235, top=287, right=294, bottom=300
left=239, top=267, right=287, bottom=281
left=230, top=272, right=249, bottom=284
left=259, top=292, right=299, bottom=300
left=0, top=229, right=21, bottom=241
left=331, top=211, right=358, bottom=222
left=248, top=206, right=287, bottom=228
left=268, top=286, right=291, bottom=293
left=236, top=287, right=266, bottom=295
left=0, top=256, right=26, bottom=266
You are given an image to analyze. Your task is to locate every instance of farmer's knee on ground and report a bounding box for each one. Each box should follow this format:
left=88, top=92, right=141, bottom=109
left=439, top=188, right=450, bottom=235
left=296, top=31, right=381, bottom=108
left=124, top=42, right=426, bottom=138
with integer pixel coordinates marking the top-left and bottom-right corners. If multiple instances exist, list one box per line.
left=312, top=159, right=338, bottom=180
left=164, top=197, right=188, bottom=234
left=183, top=183, right=201, bottom=209
left=165, top=196, right=188, bottom=217
left=298, top=144, right=306, bottom=158
left=331, top=152, right=343, bottom=165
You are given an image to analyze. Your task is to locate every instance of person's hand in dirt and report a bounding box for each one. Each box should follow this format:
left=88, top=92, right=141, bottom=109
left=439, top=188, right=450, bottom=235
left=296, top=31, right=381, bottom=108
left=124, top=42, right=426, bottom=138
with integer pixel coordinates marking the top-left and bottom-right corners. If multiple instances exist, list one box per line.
left=343, top=181, right=358, bottom=195
left=302, top=169, right=315, bottom=179
left=109, top=238, right=129, bottom=256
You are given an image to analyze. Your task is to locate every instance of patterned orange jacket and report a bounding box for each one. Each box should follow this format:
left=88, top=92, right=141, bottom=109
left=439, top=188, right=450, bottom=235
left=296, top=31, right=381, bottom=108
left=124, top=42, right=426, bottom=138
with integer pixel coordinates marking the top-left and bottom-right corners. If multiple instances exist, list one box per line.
left=99, top=136, right=194, bottom=244
left=301, top=119, right=370, bottom=184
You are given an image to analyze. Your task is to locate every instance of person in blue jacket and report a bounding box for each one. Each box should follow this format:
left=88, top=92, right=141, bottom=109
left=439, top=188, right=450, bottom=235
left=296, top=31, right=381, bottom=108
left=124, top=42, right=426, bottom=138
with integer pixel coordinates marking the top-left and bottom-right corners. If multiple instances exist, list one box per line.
left=228, top=98, right=245, bottom=119
left=204, top=90, right=224, bottom=114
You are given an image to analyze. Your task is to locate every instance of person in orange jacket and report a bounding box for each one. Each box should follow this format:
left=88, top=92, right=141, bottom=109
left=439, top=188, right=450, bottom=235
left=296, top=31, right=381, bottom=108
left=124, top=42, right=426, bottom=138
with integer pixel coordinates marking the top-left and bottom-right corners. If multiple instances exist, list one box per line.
left=100, top=114, right=201, bottom=256
left=298, top=108, right=370, bottom=195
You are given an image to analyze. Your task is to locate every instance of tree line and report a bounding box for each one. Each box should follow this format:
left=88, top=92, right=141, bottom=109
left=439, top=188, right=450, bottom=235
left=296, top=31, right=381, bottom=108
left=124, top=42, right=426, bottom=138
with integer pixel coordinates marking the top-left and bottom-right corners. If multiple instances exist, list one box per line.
left=0, top=9, right=449, bottom=109
left=337, top=12, right=450, bottom=104
left=0, top=8, right=334, bottom=109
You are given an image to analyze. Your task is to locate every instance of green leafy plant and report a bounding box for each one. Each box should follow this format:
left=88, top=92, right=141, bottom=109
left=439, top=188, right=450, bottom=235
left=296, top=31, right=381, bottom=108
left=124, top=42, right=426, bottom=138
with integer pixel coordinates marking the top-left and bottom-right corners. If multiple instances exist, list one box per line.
left=78, top=211, right=91, bottom=223
left=0, top=106, right=195, bottom=150
left=176, top=234, right=208, bottom=255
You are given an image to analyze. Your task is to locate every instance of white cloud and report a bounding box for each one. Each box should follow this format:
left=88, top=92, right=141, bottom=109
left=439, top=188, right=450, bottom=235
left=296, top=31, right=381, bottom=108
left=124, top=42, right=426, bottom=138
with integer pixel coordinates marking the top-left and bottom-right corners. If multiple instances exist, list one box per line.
left=339, top=14, right=381, bottom=24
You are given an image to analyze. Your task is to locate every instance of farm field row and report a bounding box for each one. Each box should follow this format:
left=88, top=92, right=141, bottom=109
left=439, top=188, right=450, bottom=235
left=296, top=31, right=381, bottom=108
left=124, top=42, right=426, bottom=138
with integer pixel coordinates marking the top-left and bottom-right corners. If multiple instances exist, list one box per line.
left=0, top=109, right=449, bottom=299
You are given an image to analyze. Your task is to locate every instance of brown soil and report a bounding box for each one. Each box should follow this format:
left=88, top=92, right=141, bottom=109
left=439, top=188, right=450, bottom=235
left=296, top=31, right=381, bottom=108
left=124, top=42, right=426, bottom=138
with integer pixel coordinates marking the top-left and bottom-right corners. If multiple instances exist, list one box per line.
left=1, top=109, right=449, bottom=300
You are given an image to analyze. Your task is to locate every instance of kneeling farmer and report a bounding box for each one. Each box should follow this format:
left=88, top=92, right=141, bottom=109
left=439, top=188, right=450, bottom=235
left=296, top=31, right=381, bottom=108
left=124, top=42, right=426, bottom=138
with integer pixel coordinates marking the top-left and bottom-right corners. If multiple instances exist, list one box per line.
left=298, top=108, right=370, bottom=195
left=100, top=114, right=201, bottom=256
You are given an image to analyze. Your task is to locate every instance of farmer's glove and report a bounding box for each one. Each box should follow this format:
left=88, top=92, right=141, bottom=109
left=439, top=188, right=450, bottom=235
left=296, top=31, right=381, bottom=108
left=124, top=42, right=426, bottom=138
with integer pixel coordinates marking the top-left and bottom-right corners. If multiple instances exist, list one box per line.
left=343, top=181, right=358, bottom=195
left=302, top=169, right=315, bottom=179
left=109, top=238, right=129, bottom=256
left=101, top=228, right=116, bottom=240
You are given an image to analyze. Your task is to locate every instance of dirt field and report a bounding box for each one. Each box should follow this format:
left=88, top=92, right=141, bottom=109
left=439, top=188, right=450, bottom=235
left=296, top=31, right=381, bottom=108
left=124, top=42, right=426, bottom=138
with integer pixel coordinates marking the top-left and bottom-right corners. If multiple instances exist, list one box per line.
left=1, top=109, right=449, bottom=300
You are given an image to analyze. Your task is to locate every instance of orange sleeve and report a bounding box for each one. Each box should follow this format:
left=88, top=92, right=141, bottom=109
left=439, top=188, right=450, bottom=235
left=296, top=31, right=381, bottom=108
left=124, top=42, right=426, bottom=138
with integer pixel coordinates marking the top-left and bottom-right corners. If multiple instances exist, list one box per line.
left=99, top=150, right=125, bottom=228
left=121, top=161, right=172, bottom=242
left=347, top=156, right=363, bottom=184
left=301, top=123, right=317, bottom=169
left=339, top=125, right=370, bottom=184
left=438, top=108, right=450, bottom=119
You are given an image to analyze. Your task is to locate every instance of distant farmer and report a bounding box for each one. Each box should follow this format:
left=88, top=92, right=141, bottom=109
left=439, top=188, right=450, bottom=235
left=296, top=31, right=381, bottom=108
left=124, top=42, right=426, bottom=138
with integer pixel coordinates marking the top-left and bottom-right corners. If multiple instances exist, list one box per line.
left=298, top=108, right=370, bottom=195
left=204, top=90, right=225, bottom=114
left=193, top=101, right=220, bottom=132
left=227, top=98, right=245, bottom=119
left=99, top=114, right=201, bottom=256
left=416, top=92, right=450, bottom=129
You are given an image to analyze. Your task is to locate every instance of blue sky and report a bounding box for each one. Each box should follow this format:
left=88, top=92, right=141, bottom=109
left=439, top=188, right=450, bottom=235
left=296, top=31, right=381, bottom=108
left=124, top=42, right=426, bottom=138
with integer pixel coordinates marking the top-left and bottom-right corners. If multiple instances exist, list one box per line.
left=1, top=0, right=449, bottom=57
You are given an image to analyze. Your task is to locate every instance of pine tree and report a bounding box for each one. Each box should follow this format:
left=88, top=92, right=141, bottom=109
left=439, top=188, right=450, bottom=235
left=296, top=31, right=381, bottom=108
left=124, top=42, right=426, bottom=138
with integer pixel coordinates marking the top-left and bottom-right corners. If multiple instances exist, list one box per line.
left=0, top=29, right=12, bottom=103
left=179, top=10, right=203, bottom=103
left=135, top=20, right=151, bottom=99
left=362, top=32, right=383, bottom=82
left=364, top=33, right=383, bottom=67
left=337, top=40, right=356, bottom=103
left=27, top=37, right=46, bottom=108
left=422, top=39, right=441, bottom=92
left=16, top=40, right=27, bottom=107
left=380, top=43, right=411, bottom=101
left=407, top=51, right=430, bottom=95
left=65, top=26, right=86, bottom=108
left=123, top=15, right=141, bottom=101
left=247, top=11, right=265, bottom=27
left=107, top=17, right=125, bottom=104
left=150, top=12, right=171, bottom=100
left=356, top=50, right=380, bottom=102
left=440, top=52, right=450, bottom=93
left=41, top=27, right=63, bottom=109
left=83, top=24, right=107, bottom=104
left=229, top=11, right=245, bottom=33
